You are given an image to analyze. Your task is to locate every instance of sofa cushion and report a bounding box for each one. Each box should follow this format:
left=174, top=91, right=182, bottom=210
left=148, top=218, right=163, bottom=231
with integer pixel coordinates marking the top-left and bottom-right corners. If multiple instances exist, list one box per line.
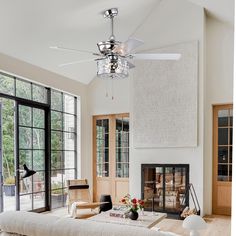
left=0, top=211, right=180, bottom=236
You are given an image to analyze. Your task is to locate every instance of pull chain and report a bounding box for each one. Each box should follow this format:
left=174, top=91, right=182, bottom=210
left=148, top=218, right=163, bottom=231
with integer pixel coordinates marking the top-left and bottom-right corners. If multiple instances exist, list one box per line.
left=111, top=78, right=114, bottom=100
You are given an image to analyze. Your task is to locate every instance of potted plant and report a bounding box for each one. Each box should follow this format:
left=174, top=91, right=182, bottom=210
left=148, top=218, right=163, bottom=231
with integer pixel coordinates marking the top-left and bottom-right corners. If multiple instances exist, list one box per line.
left=121, top=194, right=144, bottom=220
left=3, top=176, right=15, bottom=196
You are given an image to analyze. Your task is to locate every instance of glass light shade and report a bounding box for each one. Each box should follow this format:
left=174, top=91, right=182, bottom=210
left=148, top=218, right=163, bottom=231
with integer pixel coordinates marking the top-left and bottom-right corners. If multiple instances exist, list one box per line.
left=97, top=56, right=129, bottom=79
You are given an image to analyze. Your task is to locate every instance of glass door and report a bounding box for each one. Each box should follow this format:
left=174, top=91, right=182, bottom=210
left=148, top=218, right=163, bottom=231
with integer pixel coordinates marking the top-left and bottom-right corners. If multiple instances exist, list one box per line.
left=213, top=105, right=233, bottom=215
left=93, top=114, right=129, bottom=203
left=16, top=102, right=49, bottom=212
left=0, top=98, right=16, bottom=212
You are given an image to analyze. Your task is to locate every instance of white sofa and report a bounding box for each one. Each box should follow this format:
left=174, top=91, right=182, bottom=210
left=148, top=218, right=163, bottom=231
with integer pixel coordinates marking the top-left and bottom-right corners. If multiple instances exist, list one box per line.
left=0, top=211, right=180, bottom=236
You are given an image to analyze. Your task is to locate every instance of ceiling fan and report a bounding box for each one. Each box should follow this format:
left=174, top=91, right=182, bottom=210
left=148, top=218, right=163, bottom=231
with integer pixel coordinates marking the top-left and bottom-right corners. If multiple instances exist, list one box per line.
left=50, top=8, right=181, bottom=79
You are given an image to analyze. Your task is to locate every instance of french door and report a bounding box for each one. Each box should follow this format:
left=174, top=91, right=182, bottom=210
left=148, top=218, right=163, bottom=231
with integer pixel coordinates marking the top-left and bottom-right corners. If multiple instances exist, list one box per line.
left=16, top=102, right=50, bottom=212
left=93, top=114, right=129, bottom=203
left=0, top=98, right=50, bottom=212
left=213, top=104, right=233, bottom=215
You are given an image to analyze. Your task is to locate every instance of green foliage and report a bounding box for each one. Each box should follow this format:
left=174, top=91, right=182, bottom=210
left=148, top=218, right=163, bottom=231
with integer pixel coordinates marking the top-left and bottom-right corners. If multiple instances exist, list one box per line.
left=4, top=176, right=15, bottom=185
left=2, top=98, right=15, bottom=179
left=0, top=77, right=76, bottom=186
left=0, top=75, right=14, bottom=95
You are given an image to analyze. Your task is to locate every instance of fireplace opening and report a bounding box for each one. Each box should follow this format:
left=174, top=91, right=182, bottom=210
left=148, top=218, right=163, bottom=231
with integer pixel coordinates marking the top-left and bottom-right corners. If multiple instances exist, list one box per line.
left=141, top=164, right=189, bottom=218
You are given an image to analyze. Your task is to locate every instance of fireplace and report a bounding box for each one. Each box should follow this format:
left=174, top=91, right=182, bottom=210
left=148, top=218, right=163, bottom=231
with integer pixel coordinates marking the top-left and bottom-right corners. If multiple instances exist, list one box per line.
left=141, top=164, right=189, bottom=217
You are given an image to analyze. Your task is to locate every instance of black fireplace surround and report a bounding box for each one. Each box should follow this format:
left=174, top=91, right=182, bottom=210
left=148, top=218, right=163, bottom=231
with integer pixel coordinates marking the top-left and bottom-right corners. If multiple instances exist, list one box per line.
left=141, top=164, right=189, bottom=217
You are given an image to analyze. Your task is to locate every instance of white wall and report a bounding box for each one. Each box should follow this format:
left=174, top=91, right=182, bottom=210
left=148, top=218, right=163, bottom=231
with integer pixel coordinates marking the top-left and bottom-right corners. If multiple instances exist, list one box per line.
left=129, top=0, right=205, bottom=214
left=0, top=52, right=90, bottom=180
left=88, top=0, right=206, bottom=213
left=204, top=16, right=234, bottom=214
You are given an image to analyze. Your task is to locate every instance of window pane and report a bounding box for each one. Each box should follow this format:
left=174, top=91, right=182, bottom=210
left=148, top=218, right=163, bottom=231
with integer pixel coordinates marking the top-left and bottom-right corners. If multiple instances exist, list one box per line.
left=33, top=108, right=45, bottom=128
left=64, top=114, right=75, bottom=132
left=116, top=119, right=122, bottom=132
left=103, top=119, right=109, bottom=133
left=51, top=90, right=63, bottom=111
left=218, top=110, right=229, bottom=127
left=32, top=84, right=47, bottom=103
left=51, top=111, right=63, bottom=130
left=19, top=150, right=32, bottom=169
left=33, top=129, right=45, bottom=149
left=218, top=128, right=228, bottom=145
left=230, top=109, right=233, bottom=126
left=229, top=146, right=232, bottom=163
left=16, top=80, right=31, bottom=100
left=97, top=150, right=108, bottom=164
left=116, top=163, right=129, bottom=178
left=218, top=164, right=228, bottom=181
left=51, top=131, right=62, bottom=150
left=230, top=128, right=233, bottom=145
left=19, top=106, right=32, bottom=127
left=63, top=169, right=75, bottom=187
left=218, top=147, right=228, bottom=163
left=229, top=165, right=232, bottom=181
left=97, top=164, right=109, bottom=177
left=20, top=175, right=33, bottom=194
left=51, top=170, right=63, bottom=189
left=33, top=192, right=45, bottom=209
left=20, top=195, right=32, bottom=211
left=64, top=132, right=75, bottom=150
left=97, top=134, right=109, bottom=149
left=51, top=151, right=62, bottom=170
left=64, top=151, right=75, bottom=169
left=123, top=117, right=129, bottom=131
left=33, top=150, right=45, bottom=170
left=104, top=149, right=109, bottom=162
left=33, top=171, right=45, bottom=192
left=97, top=164, right=102, bottom=177
left=116, top=149, right=129, bottom=163
left=0, top=74, right=15, bottom=95
left=51, top=188, right=64, bottom=209
left=19, top=127, right=32, bottom=149
left=64, top=94, right=75, bottom=114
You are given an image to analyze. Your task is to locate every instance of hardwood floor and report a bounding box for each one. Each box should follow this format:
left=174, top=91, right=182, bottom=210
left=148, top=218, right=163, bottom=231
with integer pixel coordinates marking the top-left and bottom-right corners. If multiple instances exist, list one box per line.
left=48, top=208, right=231, bottom=236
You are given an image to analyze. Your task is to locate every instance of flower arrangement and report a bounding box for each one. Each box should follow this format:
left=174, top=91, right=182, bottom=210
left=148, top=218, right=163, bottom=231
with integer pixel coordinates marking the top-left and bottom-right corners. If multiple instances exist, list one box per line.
left=121, top=194, right=145, bottom=212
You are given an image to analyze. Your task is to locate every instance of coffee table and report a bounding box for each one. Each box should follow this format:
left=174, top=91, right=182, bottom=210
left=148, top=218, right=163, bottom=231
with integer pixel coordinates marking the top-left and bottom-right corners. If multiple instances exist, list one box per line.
left=88, top=210, right=167, bottom=229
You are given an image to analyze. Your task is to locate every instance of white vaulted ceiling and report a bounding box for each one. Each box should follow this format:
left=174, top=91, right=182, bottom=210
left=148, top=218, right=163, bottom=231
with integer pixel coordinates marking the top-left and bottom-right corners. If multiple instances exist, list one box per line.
left=0, top=0, right=234, bottom=84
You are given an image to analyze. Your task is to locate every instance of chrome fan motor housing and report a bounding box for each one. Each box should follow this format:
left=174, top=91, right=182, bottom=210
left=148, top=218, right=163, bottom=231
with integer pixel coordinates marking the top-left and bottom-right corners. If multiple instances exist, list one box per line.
left=97, top=40, right=121, bottom=55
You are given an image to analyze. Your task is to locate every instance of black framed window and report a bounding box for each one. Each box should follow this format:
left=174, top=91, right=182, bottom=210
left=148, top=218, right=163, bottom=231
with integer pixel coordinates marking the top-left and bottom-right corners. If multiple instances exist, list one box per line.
left=0, top=71, right=78, bottom=211
left=51, top=90, right=77, bottom=209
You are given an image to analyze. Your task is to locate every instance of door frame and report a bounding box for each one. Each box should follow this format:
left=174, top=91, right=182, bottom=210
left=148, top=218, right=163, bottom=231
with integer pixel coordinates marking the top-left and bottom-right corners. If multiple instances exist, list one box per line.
left=0, top=92, right=51, bottom=213
left=15, top=100, right=50, bottom=212
left=212, top=104, right=232, bottom=215
left=93, top=113, right=129, bottom=202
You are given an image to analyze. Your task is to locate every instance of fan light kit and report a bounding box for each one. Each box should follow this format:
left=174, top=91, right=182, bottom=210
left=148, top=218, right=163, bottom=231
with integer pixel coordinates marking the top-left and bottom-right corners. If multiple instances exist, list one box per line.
left=50, top=8, right=181, bottom=79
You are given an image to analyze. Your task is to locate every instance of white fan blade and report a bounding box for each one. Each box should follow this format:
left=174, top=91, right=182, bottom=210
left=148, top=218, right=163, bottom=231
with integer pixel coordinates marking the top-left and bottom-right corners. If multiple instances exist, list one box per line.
left=50, top=46, right=101, bottom=56
left=131, top=53, right=181, bottom=60
left=113, top=38, right=144, bottom=55
left=59, top=58, right=95, bottom=67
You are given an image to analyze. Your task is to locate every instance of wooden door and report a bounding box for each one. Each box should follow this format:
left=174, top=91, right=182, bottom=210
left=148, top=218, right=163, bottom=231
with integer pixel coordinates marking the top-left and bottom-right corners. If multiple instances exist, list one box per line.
left=213, top=104, right=233, bottom=215
left=93, top=114, right=129, bottom=203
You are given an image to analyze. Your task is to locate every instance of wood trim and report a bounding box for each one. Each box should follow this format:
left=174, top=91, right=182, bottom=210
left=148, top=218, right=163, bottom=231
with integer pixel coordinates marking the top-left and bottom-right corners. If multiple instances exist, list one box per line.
left=212, top=104, right=232, bottom=215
